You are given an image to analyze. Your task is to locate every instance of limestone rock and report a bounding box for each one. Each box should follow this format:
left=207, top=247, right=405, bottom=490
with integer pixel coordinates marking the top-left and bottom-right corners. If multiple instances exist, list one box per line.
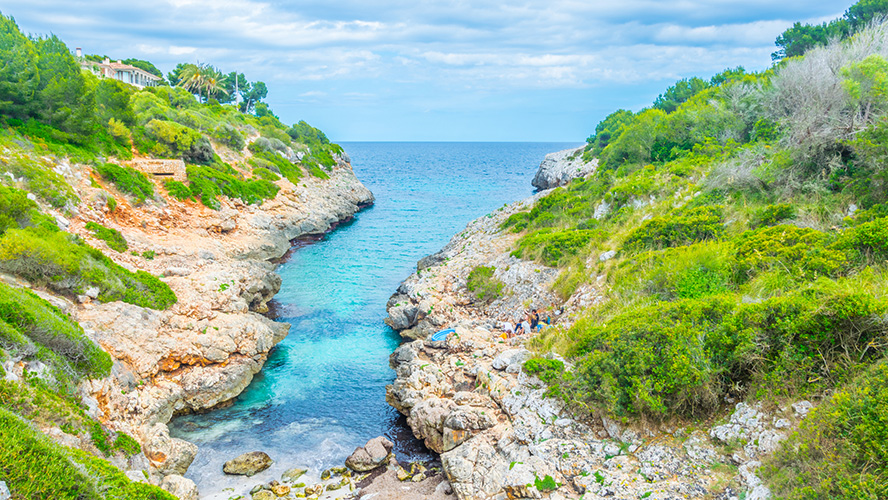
left=531, top=147, right=597, bottom=190
left=160, top=474, right=199, bottom=500
left=251, top=491, right=275, bottom=500
left=345, top=436, right=394, bottom=472
left=0, top=481, right=10, bottom=500
left=223, top=451, right=273, bottom=476
left=281, top=467, right=307, bottom=483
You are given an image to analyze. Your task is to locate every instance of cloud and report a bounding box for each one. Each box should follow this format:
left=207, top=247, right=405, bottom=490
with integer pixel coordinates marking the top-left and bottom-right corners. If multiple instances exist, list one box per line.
left=0, top=0, right=856, bottom=139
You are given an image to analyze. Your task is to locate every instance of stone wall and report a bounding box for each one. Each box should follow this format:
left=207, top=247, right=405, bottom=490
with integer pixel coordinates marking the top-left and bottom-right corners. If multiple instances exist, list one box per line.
left=128, top=159, right=187, bottom=182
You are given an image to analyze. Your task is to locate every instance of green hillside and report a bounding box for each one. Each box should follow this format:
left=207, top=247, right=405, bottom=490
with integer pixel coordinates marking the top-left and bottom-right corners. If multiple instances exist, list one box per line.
left=517, top=4, right=888, bottom=498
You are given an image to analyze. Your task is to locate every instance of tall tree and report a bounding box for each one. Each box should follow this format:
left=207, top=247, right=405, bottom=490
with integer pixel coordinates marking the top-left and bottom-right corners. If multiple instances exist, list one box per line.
left=34, top=35, right=95, bottom=136
left=0, top=14, right=39, bottom=120
left=239, top=81, right=267, bottom=114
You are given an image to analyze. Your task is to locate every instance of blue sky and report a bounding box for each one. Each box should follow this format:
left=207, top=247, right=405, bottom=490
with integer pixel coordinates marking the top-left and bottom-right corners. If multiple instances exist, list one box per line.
left=2, top=1, right=854, bottom=141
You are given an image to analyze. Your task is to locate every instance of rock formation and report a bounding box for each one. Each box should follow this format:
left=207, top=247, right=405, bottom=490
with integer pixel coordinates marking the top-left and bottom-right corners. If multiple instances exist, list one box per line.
left=530, top=146, right=597, bottom=190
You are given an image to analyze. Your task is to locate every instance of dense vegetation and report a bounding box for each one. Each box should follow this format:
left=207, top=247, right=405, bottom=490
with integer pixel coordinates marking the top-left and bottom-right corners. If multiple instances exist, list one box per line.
left=513, top=4, right=888, bottom=496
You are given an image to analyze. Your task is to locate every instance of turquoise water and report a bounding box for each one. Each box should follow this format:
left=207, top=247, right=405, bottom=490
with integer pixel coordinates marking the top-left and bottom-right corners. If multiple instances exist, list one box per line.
left=169, top=142, right=580, bottom=496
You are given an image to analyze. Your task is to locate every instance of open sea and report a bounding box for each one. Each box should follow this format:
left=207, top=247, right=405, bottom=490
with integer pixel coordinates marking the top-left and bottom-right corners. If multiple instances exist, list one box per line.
left=168, top=142, right=581, bottom=498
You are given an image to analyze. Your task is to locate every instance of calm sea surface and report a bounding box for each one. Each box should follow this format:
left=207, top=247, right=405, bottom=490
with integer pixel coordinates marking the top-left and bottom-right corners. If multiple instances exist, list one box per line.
left=168, top=142, right=581, bottom=497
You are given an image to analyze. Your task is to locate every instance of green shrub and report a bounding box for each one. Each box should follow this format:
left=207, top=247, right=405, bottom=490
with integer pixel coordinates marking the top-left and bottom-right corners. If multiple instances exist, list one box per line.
left=212, top=123, right=245, bottom=151
left=93, top=163, right=154, bottom=204
left=141, top=250, right=155, bottom=260
left=762, top=360, right=888, bottom=499
left=163, top=180, right=191, bottom=201
left=105, top=197, right=117, bottom=212
left=307, top=163, right=330, bottom=179
left=186, top=165, right=280, bottom=209
left=622, top=206, right=724, bottom=252
left=252, top=167, right=280, bottom=181
left=751, top=203, right=795, bottom=228
left=514, top=229, right=603, bottom=266
left=0, top=153, right=78, bottom=208
left=0, top=185, right=57, bottom=235
left=559, top=280, right=887, bottom=418
left=523, top=358, right=565, bottom=384
left=0, top=226, right=177, bottom=310
left=0, top=283, right=112, bottom=381
left=0, top=408, right=105, bottom=500
left=466, top=266, right=505, bottom=303
left=84, top=222, right=127, bottom=252
left=112, top=432, right=141, bottom=457
left=734, top=225, right=849, bottom=280
left=840, top=216, right=888, bottom=260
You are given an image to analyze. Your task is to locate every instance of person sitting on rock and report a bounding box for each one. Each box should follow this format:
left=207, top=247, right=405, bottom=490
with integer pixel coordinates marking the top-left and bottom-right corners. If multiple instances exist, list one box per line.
left=500, top=321, right=514, bottom=339
left=514, top=321, right=524, bottom=336
left=520, top=318, right=531, bottom=336
left=530, top=309, right=540, bottom=331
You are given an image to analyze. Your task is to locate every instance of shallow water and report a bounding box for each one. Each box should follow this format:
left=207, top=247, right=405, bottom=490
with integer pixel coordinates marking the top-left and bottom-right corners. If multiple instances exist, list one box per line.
left=168, top=142, right=581, bottom=497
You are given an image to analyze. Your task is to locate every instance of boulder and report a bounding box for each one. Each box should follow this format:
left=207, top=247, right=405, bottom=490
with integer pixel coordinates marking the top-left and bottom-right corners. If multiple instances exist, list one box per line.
left=160, top=475, right=199, bottom=500
left=251, top=491, right=275, bottom=500
left=223, top=451, right=273, bottom=476
left=531, top=147, right=597, bottom=190
left=345, top=436, right=394, bottom=472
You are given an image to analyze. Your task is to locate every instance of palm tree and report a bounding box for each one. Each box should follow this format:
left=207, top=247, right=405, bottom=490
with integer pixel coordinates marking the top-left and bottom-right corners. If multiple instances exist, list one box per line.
left=177, top=63, right=204, bottom=98
left=176, top=63, right=228, bottom=102
left=201, top=65, right=229, bottom=102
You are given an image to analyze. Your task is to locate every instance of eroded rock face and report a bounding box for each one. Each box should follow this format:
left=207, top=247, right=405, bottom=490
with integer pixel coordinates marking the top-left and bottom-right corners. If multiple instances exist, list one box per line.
left=345, top=436, right=394, bottom=472
left=531, top=147, right=597, bottom=190
left=223, top=451, right=273, bottom=476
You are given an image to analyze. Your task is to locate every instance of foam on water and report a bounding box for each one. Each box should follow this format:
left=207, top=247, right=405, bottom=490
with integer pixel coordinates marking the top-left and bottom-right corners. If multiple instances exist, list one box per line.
left=168, top=142, right=581, bottom=497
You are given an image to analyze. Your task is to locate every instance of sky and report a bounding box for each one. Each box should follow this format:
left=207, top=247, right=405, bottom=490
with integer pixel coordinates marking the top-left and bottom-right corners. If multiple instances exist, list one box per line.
left=1, top=0, right=856, bottom=141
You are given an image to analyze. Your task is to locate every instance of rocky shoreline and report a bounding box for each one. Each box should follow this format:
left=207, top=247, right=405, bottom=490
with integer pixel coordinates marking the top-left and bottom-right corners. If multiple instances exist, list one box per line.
left=380, top=153, right=802, bottom=500
left=2, top=153, right=374, bottom=498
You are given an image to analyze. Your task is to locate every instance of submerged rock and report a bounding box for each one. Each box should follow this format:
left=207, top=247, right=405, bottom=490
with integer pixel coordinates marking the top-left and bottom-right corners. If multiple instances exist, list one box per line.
left=345, top=436, right=394, bottom=472
left=222, top=451, right=273, bottom=476
left=281, top=467, right=307, bottom=483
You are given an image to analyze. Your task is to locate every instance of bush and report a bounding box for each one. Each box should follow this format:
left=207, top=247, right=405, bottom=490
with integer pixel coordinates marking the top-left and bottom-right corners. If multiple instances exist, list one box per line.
left=750, top=203, right=795, bottom=228
left=0, top=185, right=57, bottom=235
left=84, top=222, right=127, bottom=252
left=466, top=266, right=505, bottom=303
left=0, top=153, right=78, bottom=208
left=163, top=180, right=191, bottom=201
left=0, top=282, right=112, bottom=382
left=734, top=225, right=848, bottom=280
left=93, top=163, right=154, bottom=204
left=762, top=360, right=888, bottom=499
left=186, top=165, right=280, bottom=209
left=514, top=229, right=603, bottom=266
left=622, top=206, right=724, bottom=252
left=0, top=226, right=177, bottom=310
left=212, top=123, right=245, bottom=151
left=252, top=167, right=280, bottom=182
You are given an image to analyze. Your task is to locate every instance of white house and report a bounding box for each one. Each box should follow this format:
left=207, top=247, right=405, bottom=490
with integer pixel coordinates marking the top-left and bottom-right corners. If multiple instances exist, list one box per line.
left=77, top=48, right=161, bottom=89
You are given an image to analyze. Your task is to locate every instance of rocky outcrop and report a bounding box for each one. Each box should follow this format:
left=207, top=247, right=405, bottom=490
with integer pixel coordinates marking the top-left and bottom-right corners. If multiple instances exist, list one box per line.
left=345, top=436, right=394, bottom=472
left=385, top=193, right=562, bottom=340
left=24, top=153, right=374, bottom=497
left=223, top=451, right=274, bottom=476
left=531, top=147, right=597, bottom=190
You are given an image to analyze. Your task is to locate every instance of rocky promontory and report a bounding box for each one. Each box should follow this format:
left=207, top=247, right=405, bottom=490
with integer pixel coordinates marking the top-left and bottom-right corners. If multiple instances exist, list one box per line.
left=530, top=147, right=597, bottom=190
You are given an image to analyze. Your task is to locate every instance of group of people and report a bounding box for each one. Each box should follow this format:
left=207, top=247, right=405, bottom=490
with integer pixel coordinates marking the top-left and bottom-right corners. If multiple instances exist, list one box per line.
left=500, top=308, right=550, bottom=339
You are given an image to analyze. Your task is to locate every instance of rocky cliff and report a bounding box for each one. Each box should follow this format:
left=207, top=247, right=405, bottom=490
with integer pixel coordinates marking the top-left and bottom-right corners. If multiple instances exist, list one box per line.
left=530, top=147, right=597, bottom=190
left=3, top=154, right=373, bottom=498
